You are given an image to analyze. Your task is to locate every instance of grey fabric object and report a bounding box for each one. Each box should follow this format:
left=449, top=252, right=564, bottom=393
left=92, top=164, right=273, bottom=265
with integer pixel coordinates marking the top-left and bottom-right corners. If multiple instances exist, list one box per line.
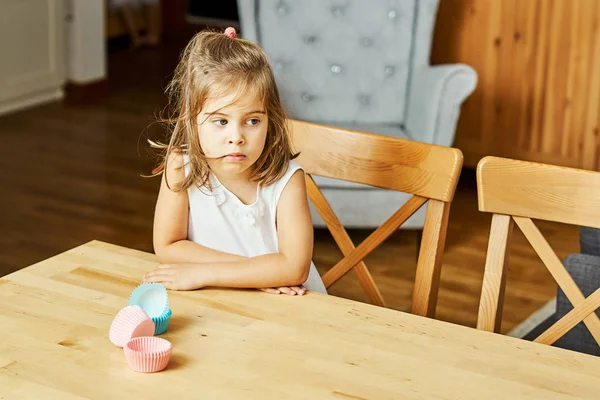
left=579, top=226, right=600, bottom=257
left=237, top=0, right=478, bottom=228
left=240, top=0, right=416, bottom=123
left=553, top=254, right=600, bottom=356
left=519, top=227, right=600, bottom=356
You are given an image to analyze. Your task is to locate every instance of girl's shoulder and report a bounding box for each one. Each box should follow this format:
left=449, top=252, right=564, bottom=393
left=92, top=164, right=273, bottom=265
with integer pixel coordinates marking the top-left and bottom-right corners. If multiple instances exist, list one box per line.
left=265, top=159, right=303, bottom=187
left=280, top=159, right=303, bottom=181
left=263, top=160, right=304, bottom=204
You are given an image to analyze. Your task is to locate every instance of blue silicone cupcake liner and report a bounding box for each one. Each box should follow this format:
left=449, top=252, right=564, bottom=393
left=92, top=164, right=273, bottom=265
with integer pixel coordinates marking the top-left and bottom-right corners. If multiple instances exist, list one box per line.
left=129, top=283, right=170, bottom=319
left=152, top=308, right=172, bottom=335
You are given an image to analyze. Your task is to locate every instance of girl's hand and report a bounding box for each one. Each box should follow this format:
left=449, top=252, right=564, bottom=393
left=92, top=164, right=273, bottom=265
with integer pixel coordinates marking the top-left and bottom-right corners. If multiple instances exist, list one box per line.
left=143, top=264, right=205, bottom=291
left=258, top=285, right=307, bottom=296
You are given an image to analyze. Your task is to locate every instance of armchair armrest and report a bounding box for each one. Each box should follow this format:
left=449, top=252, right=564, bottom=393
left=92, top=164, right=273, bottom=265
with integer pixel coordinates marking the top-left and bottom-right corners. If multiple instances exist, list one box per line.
left=405, top=64, right=477, bottom=146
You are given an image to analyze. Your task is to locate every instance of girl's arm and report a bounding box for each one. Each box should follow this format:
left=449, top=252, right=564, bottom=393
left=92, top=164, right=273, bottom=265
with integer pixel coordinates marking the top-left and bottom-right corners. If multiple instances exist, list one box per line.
left=146, top=170, right=313, bottom=290
left=153, top=152, right=247, bottom=264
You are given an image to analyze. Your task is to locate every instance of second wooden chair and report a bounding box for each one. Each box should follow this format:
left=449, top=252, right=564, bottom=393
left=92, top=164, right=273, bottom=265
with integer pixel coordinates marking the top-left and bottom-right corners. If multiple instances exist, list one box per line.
left=476, top=156, right=600, bottom=347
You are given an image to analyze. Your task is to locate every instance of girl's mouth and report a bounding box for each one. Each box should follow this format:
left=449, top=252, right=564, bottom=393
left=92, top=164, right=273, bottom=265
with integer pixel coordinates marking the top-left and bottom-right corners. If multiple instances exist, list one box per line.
left=224, top=153, right=246, bottom=162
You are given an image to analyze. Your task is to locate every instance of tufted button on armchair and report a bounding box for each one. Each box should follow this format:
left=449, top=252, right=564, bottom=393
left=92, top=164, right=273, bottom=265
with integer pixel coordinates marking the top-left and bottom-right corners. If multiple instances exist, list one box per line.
left=238, top=0, right=477, bottom=230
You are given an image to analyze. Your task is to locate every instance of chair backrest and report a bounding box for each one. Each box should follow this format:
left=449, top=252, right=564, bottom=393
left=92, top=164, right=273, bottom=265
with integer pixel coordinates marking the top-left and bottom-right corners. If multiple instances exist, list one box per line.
left=476, top=156, right=600, bottom=346
left=238, top=0, right=440, bottom=125
left=288, top=119, right=463, bottom=317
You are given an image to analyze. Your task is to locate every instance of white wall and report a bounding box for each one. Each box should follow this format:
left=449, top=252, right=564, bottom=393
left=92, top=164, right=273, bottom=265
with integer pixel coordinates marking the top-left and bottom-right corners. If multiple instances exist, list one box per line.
left=0, top=0, right=66, bottom=116
left=0, top=0, right=107, bottom=116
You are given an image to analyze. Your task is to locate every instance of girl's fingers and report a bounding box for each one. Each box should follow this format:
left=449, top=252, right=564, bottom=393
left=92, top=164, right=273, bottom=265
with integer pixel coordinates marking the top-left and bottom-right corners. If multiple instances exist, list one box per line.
left=277, top=287, right=297, bottom=295
left=291, top=286, right=306, bottom=295
left=144, top=272, right=172, bottom=283
left=258, top=286, right=308, bottom=296
left=259, top=288, right=281, bottom=294
left=144, top=270, right=174, bottom=280
left=159, top=281, right=175, bottom=290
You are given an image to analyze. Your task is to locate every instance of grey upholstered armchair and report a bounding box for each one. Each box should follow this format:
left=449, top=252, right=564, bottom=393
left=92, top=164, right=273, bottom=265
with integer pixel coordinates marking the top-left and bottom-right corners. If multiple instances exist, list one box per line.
left=238, top=0, right=477, bottom=229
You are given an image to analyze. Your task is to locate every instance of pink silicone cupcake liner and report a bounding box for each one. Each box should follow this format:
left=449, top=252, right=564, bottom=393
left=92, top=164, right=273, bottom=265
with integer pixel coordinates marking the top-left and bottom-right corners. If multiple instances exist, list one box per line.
left=109, top=305, right=156, bottom=348
left=124, top=336, right=172, bottom=373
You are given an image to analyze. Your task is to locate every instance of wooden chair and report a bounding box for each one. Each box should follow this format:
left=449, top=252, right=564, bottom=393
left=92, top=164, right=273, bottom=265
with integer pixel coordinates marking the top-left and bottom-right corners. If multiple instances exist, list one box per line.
left=476, top=156, right=600, bottom=346
left=288, top=120, right=463, bottom=317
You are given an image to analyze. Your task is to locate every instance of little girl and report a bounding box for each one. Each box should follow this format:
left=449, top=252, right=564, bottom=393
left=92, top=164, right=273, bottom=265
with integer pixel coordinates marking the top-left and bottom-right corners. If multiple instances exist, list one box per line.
left=143, top=27, right=327, bottom=296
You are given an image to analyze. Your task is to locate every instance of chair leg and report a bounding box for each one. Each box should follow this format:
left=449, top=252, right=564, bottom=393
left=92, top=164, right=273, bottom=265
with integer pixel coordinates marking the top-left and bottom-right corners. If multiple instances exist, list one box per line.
left=416, top=229, right=423, bottom=262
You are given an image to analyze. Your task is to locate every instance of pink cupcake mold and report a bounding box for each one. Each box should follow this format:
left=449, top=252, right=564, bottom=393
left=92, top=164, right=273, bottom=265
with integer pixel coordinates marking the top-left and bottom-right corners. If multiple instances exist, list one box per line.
left=109, top=305, right=155, bottom=348
left=124, top=336, right=173, bottom=373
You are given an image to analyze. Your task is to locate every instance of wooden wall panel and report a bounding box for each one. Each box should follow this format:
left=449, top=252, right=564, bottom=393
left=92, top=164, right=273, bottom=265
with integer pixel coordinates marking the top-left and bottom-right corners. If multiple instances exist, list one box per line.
left=433, top=0, right=600, bottom=170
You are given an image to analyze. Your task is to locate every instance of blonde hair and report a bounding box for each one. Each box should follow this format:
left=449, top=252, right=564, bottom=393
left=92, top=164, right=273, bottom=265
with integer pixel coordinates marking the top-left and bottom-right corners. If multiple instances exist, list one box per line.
left=150, top=28, right=297, bottom=191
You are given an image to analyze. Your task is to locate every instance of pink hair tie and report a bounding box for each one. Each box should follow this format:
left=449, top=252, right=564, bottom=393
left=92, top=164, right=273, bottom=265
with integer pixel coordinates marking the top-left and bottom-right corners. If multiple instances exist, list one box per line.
left=224, top=27, right=236, bottom=39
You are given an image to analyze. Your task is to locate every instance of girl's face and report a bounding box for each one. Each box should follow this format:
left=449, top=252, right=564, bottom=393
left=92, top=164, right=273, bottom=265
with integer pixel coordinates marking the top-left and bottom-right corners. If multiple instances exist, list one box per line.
left=197, top=90, right=268, bottom=180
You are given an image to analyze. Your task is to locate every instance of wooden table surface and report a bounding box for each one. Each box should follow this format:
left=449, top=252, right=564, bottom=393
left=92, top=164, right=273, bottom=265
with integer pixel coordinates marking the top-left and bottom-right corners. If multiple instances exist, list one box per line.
left=1, top=241, right=599, bottom=399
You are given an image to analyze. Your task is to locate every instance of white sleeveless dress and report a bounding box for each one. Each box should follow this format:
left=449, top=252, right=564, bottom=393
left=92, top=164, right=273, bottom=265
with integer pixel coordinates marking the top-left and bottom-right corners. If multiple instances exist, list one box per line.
left=184, top=158, right=327, bottom=294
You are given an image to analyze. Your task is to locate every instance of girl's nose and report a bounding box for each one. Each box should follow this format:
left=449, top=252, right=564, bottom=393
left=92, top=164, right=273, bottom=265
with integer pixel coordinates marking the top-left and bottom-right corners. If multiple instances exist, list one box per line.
left=228, top=127, right=245, bottom=145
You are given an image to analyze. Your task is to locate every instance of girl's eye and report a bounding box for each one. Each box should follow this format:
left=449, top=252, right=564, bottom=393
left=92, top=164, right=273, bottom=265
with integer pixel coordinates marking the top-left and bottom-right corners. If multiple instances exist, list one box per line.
left=213, top=119, right=227, bottom=126
left=246, top=118, right=260, bottom=126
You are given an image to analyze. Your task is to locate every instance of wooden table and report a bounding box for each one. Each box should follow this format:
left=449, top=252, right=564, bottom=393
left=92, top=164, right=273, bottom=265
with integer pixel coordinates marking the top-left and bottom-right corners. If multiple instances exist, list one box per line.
left=1, top=241, right=599, bottom=399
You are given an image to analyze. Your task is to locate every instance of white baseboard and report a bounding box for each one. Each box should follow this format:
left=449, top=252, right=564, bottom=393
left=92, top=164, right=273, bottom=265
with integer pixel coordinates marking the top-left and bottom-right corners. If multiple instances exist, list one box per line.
left=0, top=88, right=64, bottom=118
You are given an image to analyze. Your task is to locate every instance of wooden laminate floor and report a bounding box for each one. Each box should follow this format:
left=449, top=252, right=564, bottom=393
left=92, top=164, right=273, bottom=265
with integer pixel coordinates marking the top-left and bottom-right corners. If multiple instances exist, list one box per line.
left=0, top=38, right=580, bottom=334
